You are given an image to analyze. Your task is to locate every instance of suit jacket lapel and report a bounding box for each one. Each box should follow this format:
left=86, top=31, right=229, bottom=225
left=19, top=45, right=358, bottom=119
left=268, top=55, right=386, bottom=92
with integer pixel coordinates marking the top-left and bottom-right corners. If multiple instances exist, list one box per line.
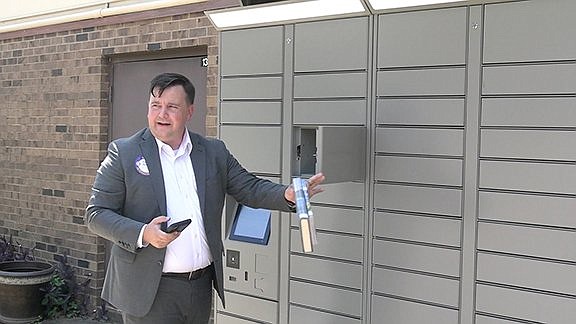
left=139, top=129, right=167, bottom=217
left=189, top=131, right=206, bottom=217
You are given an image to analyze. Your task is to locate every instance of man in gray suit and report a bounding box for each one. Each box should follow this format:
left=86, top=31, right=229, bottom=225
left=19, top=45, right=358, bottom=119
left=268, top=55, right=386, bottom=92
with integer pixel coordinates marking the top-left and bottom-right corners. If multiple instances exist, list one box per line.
left=86, top=73, right=324, bottom=324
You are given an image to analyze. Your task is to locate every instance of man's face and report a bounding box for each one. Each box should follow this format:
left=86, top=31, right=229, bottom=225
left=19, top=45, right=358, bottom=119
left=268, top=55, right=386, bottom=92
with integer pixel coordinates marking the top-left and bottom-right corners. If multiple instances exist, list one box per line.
left=147, top=85, right=193, bottom=149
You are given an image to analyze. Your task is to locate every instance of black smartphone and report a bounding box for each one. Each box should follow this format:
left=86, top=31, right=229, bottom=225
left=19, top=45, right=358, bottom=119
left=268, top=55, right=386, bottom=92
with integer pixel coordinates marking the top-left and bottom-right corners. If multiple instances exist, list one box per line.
left=164, top=219, right=192, bottom=233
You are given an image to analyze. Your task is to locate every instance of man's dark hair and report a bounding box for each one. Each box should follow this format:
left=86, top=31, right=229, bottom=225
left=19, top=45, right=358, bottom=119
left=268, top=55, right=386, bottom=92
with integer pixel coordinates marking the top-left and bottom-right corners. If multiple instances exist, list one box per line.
left=149, top=73, right=196, bottom=104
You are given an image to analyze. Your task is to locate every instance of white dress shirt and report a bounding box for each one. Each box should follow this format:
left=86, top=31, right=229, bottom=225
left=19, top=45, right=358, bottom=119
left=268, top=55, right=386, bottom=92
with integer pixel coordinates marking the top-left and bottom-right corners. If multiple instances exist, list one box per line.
left=154, top=131, right=212, bottom=273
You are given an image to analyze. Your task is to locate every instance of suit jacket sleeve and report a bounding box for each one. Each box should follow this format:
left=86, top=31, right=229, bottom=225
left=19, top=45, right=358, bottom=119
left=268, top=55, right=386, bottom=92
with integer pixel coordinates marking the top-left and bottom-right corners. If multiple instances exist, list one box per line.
left=86, top=140, right=144, bottom=253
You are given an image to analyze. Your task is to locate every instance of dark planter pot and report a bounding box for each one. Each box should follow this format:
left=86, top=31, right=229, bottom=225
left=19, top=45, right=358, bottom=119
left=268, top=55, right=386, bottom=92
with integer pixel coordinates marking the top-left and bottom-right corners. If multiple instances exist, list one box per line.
left=0, top=261, right=55, bottom=324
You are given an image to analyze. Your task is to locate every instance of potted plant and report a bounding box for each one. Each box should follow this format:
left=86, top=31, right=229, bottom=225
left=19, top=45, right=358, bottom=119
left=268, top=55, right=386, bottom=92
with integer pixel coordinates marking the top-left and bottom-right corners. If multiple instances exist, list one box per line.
left=41, top=253, right=92, bottom=321
left=0, top=234, right=55, bottom=324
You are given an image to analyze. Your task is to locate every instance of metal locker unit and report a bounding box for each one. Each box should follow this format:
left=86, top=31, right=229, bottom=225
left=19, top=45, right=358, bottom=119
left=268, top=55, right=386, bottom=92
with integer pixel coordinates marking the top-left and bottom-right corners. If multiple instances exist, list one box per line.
left=218, top=25, right=286, bottom=324
left=217, top=15, right=369, bottom=324
left=289, top=16, right=369, bottom=324
left=477, top=0, right=576, bottom=322
left=373, top=6, right=466, bottom=323
left=213, top=0, right=576, bottom=323
left=216, top=12, right=369, bottom=323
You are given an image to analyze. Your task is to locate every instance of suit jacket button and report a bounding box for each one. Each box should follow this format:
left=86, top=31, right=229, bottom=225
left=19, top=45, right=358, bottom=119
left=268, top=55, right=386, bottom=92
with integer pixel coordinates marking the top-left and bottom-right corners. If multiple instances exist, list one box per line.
left=157, top=261, right=163, bottom=266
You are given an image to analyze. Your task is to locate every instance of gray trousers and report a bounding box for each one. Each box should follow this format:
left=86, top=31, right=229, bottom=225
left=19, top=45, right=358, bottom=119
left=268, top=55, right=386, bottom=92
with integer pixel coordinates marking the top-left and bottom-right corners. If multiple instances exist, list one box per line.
left=123, top=270, right=213, bottom=324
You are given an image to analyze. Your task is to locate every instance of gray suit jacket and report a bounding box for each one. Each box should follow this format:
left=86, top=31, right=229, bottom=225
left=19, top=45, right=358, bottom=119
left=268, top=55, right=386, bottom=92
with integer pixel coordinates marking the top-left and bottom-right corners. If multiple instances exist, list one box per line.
left=86, top=128, right=292, bottom=317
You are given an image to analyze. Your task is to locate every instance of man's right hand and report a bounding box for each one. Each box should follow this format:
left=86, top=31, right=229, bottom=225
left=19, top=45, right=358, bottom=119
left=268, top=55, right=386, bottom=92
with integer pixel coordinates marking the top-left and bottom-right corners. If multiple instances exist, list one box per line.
left=142, top=216, right=179, bottom=248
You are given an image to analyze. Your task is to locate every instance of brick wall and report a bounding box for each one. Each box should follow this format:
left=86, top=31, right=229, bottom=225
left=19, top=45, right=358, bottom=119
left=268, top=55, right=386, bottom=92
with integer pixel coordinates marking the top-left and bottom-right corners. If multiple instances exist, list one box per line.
left=0, top=6, right=224, bottom=309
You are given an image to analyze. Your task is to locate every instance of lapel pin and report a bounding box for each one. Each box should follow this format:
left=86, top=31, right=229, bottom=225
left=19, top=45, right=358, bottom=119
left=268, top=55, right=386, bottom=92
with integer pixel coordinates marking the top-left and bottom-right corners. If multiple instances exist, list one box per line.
left=135, top=155, right=150, bottom=176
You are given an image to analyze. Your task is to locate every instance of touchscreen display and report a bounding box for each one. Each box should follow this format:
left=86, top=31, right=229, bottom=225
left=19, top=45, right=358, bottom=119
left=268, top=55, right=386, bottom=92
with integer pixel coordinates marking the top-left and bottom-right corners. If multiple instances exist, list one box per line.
left=229, top=205, right=271, bottom=245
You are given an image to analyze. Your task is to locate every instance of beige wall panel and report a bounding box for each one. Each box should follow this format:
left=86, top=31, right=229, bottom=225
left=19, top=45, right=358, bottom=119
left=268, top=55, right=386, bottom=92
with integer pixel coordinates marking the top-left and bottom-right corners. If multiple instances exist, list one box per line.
left=372, top=267, right=460, bottom=307
left=290, top=255, right=362, bottom=289
left=476, top=284, right=576, bottom=323
left=374, top=184, right=461, bottom=217
left=478, top=191, right=576, bottom=228
left=484, top=0, right=576, bottom=63
left=481, top=130, right=576, bottom=161
left=377, top=99, right=464, bottom=126
left=375, top=156, right=462, bottom=186
left=373, top=240, right=460, bottom=277
left=483, top=64, right=576, bottom=95
left=479, top=161, right=576, bottom=195
left=376, top=128, right=464, bottom=156
left=293, top=100, right=366, bottom=125
left=216, top=291, right=277, bottom=323
left=310, top=181, right=365, bottom=207
left=290, top=305, right=360, bottom=324
left=481, top=98, right=576, bottom=128
left=221, top=77, right=282, bottom=100
left=290, top=229, right=363, bottom=262
left=377, top=7, right=466, bottom=67
left=220, top=126, right=281, bottom=174
left=290, top=281, right=362, bottom=317
left=220, top=102, right=281, bottom=125
left=291, top=206, right=364, bottom=235
left=293, top=72, right=367, bottom=99
left=477, top=253, right=576, bottom=296
left=374, top=212, right=461, bottom=247
left=372, top=296, right=458, bottom=324
left=478, top=222, right=576, bottom=262
left=377, top=68, right=465, bottom=96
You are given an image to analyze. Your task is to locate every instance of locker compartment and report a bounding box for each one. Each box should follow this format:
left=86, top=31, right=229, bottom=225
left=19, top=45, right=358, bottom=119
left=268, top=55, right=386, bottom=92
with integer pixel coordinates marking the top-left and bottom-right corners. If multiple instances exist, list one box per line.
left=220, top=102, right=281, bottom=124
left=221, top=77, right=282, bottom=100
left=290, top=281, right=362, bottom=317
left=216, top=291, right=277, bottom=323
left=377, top=7, right=466, bottom=68
left=476, top=315, right=525, bottom=324
left=220, top=26, right=284, bottom=76
left=480, top=129, right=576, bottom=161
left=476, top=284, right=576, bottom=324
left=372, top=267, right=460, bottom=307
left=290, top=254, right=362, bottom=289
left=477, top=222, right=576, bottom=262
left=374, top=212, right=461, bottom=247
left=310, top=181, right=365, bottom=208
left=374, top=155, right=462, bottom=186
left=292, top=126, right=366, bottom=183
left=479, top=160, right=576, bottom=195
left=291, top=205, right=364, bottom=235
left=482, top=63, right=576, bottom=95
left=481, top=98, right=576, bottom=128
left=294, top=17, right=369, bottom=72
left=375, top=128, right=464, bottom=156
left=293, top=100, right=366, bottom=125
left=220, top=126, right=281, bottom=174
left=484, top=0, right=576, bottom=63
left=377, top=68, right=465, bottom=96
left=377, top=98, right=464, bottom=126
left=372, top=295, right=458, bottom=324
left=373, top=240, right=460, bottom=277
left=374, top=184, right=461, bottom=217
left=290, top=305, right=360, bottom=324
left=290, top=229, right=363, bottom=262
left=478, top=191, right=576, bottom=228
left=215, top=314, right=260, bottom=324
left=293, top=72, right=367, bottom=99
left=477, top=252, right=576, bottom=296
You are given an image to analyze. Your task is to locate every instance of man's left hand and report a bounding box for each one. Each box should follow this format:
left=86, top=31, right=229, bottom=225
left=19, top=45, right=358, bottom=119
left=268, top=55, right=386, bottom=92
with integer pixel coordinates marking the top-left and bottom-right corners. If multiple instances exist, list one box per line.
left=284, top=172, right=325, bottom=203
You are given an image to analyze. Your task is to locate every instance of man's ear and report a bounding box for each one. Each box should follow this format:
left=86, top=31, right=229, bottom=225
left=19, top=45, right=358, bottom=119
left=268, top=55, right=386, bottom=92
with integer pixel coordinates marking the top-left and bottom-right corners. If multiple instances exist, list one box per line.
left=187, top=104, right=195, bottom=120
